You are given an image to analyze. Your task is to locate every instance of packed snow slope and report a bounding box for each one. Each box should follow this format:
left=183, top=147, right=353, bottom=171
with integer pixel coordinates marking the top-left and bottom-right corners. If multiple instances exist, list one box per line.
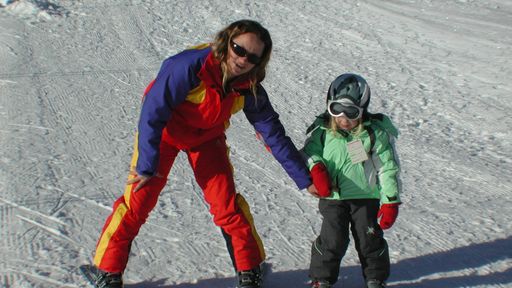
left=1, top=0, right=511, bottom=287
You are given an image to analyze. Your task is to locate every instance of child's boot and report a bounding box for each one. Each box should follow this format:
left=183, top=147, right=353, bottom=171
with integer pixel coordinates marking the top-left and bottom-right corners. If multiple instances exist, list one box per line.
left=311, top=279, right=332, bottom=288
left=366, top=279, right=386, bottom=288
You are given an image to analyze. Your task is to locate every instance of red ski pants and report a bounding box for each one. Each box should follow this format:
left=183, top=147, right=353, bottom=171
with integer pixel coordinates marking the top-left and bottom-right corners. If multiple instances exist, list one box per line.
left=93, top=134, right=265, bottom=273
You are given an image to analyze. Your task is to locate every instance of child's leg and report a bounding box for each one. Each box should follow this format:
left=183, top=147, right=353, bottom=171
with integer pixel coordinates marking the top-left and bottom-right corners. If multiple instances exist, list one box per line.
left=309, top=199, right=351, bottom=284
left=349, top=199, right=390, bottom=282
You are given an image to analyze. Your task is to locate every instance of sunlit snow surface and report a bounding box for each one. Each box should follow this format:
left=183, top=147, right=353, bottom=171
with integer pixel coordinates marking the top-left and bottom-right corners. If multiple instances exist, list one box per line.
left=1, top=0, right=511, bottom=287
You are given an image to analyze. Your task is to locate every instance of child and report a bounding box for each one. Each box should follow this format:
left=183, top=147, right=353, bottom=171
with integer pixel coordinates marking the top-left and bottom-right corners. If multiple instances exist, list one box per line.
left=304, top=73, right=401, bottom=288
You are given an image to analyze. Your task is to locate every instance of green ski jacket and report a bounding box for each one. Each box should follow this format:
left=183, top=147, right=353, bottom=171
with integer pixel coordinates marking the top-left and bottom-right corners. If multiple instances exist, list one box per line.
left=303, top=113, right=401, bottom=204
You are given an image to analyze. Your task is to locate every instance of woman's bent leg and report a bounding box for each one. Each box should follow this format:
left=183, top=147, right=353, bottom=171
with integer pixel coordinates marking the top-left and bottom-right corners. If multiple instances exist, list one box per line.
left=93, top=134, right=179, bottom=273
left=187, top=136, right=265, bottom=271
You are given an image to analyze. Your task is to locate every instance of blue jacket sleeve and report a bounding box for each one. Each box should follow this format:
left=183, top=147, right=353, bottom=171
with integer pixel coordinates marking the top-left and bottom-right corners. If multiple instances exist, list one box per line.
left=136, top=49, right=206, bottom=176
left=243, top=86, right=312, bottom=189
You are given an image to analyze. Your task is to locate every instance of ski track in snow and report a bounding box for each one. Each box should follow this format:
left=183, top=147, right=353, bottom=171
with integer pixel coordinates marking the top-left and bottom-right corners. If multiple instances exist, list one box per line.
left=1, top=0, right=511, bottom=287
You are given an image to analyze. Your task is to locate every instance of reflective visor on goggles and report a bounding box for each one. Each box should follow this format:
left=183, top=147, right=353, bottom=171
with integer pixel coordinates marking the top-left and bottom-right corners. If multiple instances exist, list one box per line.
left=230, top=41, right=262, bottom=65
left=327, top=98, right=363, bottom=120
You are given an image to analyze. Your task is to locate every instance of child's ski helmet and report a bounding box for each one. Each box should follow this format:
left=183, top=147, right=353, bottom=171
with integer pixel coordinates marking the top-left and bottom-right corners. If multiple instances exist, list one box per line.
left=327, top=73, right=371, bottom=110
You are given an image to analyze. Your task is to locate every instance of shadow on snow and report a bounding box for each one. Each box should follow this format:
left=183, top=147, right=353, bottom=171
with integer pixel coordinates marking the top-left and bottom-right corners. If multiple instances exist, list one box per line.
left=124, top=236, right=511, bottom=287
left=388, top=236, right=511, bottom=287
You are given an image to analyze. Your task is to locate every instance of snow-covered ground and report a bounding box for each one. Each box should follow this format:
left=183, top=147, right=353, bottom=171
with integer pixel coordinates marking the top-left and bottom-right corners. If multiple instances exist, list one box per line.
left=1, top=0, right=511, bottom=287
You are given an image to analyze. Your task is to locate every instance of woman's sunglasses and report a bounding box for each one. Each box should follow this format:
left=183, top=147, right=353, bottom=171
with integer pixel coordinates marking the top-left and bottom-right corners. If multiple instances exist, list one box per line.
left=230, top=41, right=262, bottom=65
left=327, top=98, right=363, bottom=120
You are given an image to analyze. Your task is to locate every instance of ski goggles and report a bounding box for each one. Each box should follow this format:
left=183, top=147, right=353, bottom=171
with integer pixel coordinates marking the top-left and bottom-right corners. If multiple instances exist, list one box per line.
left=327, top=98, right=363, bottom=120
left=230, top=41, right=262, bottom=65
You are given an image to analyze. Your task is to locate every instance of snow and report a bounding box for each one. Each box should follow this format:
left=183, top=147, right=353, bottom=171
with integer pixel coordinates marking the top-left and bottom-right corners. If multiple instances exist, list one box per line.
left=1, top=0, right=511, bottom=287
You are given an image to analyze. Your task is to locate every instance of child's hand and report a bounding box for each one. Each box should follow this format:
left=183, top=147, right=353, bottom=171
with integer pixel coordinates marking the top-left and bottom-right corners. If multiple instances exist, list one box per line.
left=310, top=163, right=331, bottom=198
left=378, top=203, right=400, bottom=229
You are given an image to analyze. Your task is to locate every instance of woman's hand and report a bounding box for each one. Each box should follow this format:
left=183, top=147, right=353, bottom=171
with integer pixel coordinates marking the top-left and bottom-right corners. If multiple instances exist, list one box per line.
left=127, top=171, right=152, bottom=192
left=307, top=184, right=321, bottom=198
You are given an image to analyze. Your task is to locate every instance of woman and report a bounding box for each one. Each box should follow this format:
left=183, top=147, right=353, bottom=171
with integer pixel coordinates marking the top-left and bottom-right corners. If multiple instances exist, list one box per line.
left=89, top=20, right=314, bottom=288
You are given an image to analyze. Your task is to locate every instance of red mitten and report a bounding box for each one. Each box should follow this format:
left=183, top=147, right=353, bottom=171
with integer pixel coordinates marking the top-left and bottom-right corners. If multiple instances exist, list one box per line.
left=378, top=203, right=400, bottom=229
left=310, top=163, right=331, bottom=197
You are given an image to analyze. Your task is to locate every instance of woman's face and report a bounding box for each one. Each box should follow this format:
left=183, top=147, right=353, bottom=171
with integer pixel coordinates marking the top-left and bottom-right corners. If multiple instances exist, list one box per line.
left=334, top=115, right=360, bottom=131
left=227, top=32, right=265, bottom=78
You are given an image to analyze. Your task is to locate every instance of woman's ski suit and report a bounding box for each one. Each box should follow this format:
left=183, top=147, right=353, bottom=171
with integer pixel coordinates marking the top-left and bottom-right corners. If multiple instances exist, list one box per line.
left=93, top=45, right=311, bottom=273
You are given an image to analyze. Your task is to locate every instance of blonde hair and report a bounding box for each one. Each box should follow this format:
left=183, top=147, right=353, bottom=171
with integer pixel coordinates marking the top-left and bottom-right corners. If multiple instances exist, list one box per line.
left=212, top=19, right=272, bottom=96
left=328, top=116, right=364, bottom=137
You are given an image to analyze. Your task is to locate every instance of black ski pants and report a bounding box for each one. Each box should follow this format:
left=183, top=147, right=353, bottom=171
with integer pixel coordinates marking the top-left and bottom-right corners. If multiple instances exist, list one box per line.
left=309, top=199, right=390, bottom=284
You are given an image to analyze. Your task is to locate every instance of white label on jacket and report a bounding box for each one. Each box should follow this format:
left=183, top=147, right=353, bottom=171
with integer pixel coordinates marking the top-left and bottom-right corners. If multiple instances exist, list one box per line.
left=347, top=139, right=368, bottom=164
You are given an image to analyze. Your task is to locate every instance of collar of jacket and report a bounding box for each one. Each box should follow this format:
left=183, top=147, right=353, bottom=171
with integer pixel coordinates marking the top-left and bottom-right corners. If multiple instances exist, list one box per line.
left=363, top=113, right=399, bottom=138
left=197, top=51, right=253, bottom=92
